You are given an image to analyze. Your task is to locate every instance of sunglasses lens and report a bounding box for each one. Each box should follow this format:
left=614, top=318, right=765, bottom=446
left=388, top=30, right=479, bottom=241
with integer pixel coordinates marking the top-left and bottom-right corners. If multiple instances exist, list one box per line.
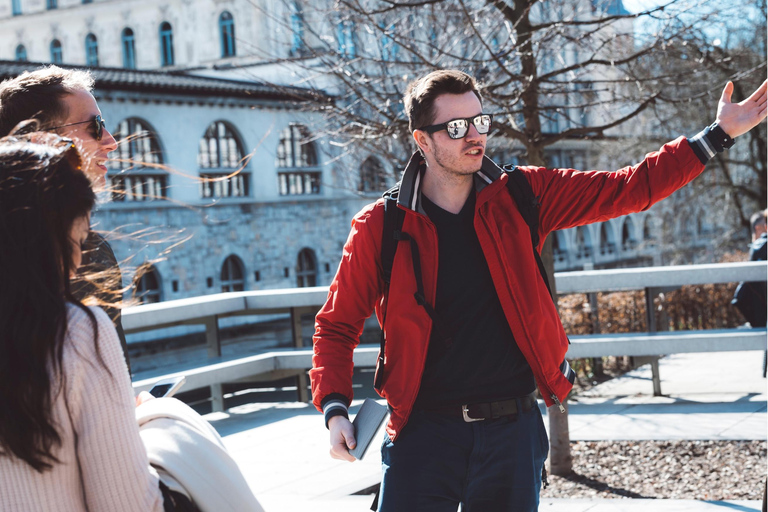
left=474, top=115, right=491, bottom=134
left=446, top=119, right=469, bottom=139
left=93, top=117, right=104, bottom=141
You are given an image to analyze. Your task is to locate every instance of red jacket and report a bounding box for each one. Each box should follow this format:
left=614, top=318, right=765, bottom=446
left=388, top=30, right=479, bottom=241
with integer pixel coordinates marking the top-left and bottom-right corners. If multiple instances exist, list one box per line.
left=311, top=137, right=705, bottom=441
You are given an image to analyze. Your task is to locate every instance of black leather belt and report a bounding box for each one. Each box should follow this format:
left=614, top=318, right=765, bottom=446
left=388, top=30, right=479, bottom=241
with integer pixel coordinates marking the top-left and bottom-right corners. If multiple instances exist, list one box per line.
left=423, top=392, right=538, bottom=422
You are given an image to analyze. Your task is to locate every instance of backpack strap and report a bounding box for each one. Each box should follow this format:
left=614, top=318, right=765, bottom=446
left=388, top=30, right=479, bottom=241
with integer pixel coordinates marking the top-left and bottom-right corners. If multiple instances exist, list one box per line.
left=375, top=189, right=405, bottom=392
left=502, top=165, right=553, bottom=299
left=381, top=193, right=405, bottom=286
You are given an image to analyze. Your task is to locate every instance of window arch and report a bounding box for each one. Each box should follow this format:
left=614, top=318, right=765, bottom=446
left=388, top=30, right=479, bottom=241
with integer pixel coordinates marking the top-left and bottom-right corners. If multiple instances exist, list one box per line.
left=221, top=255, right=245, bottom=292
left=85, top=33, right=98, bottom=66
left=552, top=230, right=568, bottom=263
left=662, top=213, right=675, bottom=244
left=50, top=39, right=62, bottom=64
left=380, top=23, right=399, bottom=61
left=359, top=156, right=387, bottom=193
left=599, top=222, right=616, bottom=256
left=337, top=19, right=355, bottom=58
left=643, top=216, right=655, bottom=243
left=276, top=124, right=320, bottom=196
left=15, top=44, right=27, bottom=62
left=109, top=118, right=167, bottom=202
left=289, top=2, right=305, bottom=55
left=159, top=22, right=174, bottom=66
left=575, top=226, right=593, bottom=260
left=134, top=265, right=162, bottom=304
left=296, top=248, right=317, bottom=287
left=622, top=217, right=636, bottom=251
left=219, top=11, right=236, bottom=57
left=122, top=28, right=136, bottom=69
left=198, top=121, right=248, bottom=198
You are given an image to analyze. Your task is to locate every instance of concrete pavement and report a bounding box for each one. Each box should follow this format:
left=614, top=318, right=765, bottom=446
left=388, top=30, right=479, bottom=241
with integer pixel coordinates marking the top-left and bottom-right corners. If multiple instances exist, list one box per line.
left=206, top=350, right=766, bottom=511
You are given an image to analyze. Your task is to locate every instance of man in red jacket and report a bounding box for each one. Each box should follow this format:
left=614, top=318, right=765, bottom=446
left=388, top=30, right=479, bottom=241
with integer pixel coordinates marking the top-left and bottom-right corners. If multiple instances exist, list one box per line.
left=311, top=69, right=767, bottom=511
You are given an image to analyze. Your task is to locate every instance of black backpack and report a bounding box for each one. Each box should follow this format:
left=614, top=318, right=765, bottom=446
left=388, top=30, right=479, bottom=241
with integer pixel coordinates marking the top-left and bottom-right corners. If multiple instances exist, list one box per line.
left=373, top=165, right=553, bottom=391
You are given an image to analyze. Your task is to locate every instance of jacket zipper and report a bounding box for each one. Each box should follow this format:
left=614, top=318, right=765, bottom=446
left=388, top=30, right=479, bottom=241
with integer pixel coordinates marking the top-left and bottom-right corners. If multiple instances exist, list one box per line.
left=478, top=206, right=566, bottom=414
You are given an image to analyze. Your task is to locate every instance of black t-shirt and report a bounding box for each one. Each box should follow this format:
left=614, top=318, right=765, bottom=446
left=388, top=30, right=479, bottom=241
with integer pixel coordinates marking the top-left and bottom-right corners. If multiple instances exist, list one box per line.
left=413, top=192, right=536, bottom=409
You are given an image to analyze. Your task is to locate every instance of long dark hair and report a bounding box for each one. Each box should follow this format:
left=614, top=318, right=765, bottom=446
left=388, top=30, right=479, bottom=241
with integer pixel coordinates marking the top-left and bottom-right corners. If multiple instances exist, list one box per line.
left=0, top=131, right=96, bottom=472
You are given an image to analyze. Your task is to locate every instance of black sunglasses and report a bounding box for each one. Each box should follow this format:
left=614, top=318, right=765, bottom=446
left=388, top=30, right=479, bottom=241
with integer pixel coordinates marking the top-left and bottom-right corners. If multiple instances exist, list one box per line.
left=419, top=114, right=493, bottom=140
left=51, top=114, right=106, bottom=141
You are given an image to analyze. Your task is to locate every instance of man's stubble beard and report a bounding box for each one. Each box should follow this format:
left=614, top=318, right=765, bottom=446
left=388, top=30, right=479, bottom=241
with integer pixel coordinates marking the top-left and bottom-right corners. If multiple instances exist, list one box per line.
left=432, top=143, right=481, bottom=178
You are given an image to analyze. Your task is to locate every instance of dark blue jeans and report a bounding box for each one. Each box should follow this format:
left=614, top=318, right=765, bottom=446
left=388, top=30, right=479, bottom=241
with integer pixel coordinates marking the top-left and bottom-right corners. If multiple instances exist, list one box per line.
left=378, top=403, right=548, bottom=512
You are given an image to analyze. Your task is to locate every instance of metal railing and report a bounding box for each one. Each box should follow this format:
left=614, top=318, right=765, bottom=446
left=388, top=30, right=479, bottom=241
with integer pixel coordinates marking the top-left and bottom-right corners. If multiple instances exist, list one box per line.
left=129, top=261, right=767, bottom=410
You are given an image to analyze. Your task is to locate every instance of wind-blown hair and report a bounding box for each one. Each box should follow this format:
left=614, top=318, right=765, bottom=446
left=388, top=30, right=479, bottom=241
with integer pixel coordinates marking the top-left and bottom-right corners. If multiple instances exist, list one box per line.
left=0, top=131, right=97, bottom=472
left=0, top=66, right=95, bottom=137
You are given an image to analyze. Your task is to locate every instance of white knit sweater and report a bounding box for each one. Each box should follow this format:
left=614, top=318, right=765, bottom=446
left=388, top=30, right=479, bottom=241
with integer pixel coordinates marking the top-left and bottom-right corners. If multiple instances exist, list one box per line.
left=0, top=304, right=164, bottom=512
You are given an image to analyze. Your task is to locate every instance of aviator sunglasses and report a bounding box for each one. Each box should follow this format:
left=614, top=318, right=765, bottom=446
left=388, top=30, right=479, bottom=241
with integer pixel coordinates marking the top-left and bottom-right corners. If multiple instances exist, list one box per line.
left=51, top=114, right=106, bottom=141
left=419, top=114, right=493, bottom=140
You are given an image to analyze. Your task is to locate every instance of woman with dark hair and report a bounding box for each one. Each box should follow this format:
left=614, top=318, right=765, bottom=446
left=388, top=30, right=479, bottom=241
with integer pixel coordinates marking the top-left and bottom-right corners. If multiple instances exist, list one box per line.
left=0, top=132, right=165, bottom=511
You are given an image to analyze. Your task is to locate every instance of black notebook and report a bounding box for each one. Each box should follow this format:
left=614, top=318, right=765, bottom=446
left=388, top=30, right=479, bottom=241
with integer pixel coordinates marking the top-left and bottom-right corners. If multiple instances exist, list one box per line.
left=349, top=399, right=389, bottom=460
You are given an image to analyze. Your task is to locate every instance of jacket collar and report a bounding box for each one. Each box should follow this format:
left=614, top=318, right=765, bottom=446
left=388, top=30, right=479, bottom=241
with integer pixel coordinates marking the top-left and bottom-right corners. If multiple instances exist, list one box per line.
left=395, top=151, right=506, bottom=212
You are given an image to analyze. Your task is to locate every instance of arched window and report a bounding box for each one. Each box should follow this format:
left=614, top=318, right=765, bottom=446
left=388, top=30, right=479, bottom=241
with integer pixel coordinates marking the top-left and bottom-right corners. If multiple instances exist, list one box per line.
left=359, top=156, right=387, bottom=193
left=575, top=226, right=593, bottom=260
left=599, top=222, right=616, bottom=256
left=276, top=124, right=320, bottom=196
left=290, top=2, right=305, bottom=55
left=15, top=45, right=27, bottom=62
left=134, top=265, right=162, bottom=304
left=46, top=0, right=56, bottom=9
left=159, top=22, right=174, bottom=67
left=85, top=33, right=98, bottom=66
left=552, top=230, right=568, bottom=263
left=219, top=11, right=236, bottom=57
left=622, top=217, right=636, bottom=251
left=337, top=19, right=355, bottom=58
left=380, top=23, right=399, bottom=61
left=296, top=248, right=317, bottom=287
left=643, top=216, right=655, bottom=243
left=50, top=40, right=63, bottom=64
left=11, top=0, right=21, bottom=15
left=198, top=121, right=248, bottom=198
left=109, top=118, right=167, bottom=202
left=662, top=213, right=675, bottom=245
left=122, top=28, right=136, bottom=69
left=221, top=255, right=245, bottom=292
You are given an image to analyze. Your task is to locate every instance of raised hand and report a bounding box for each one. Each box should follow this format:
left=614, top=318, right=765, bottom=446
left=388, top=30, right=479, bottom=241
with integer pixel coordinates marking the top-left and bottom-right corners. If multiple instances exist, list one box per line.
left=716, top=80, right=768, bottom=139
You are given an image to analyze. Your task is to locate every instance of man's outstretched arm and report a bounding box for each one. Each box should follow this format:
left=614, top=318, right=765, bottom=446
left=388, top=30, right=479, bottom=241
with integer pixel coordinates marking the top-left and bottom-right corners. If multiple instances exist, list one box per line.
left=716, top=80, right=767, bottom=138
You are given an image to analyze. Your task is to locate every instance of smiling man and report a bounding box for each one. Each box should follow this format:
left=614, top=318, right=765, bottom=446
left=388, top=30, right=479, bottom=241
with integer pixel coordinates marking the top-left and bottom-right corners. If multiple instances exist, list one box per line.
left=0, top=66, right=129, bottom=373
left=310, top=69, right=767, bottom=512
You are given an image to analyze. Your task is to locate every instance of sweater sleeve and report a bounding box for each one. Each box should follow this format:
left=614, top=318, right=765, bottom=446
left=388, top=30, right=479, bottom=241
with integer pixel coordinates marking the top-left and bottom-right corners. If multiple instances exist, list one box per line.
left=64, top=306, right=163, bottom=512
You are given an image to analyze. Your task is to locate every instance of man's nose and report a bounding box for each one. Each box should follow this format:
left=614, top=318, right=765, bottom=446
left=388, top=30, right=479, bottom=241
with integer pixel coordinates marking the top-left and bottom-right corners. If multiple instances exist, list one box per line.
left=102, top=128, right=118, bottom=153
left=465, top=122, right=484, bottom=142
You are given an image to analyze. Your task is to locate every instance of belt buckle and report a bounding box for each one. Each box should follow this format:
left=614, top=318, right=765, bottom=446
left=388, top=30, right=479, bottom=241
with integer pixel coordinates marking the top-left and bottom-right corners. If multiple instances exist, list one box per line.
left=462, top=405, right=484, bottom=422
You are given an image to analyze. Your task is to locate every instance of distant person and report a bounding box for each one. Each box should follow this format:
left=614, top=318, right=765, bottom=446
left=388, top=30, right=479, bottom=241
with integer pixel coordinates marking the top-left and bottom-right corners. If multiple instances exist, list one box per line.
left=732, top=210, right=767, bottom=329
left=310, top=69, right=767, bottom=511
left=0, top=66, right=129, bottom=373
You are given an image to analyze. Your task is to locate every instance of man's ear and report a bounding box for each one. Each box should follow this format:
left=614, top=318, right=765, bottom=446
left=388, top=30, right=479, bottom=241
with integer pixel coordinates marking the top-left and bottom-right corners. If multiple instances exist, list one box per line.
left=412, top=129, right=430, bottom=155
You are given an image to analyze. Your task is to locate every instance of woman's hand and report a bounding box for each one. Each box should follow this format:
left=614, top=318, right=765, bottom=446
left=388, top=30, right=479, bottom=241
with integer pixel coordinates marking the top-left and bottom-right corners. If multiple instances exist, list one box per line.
left=135, top=391, right=155, bottom=408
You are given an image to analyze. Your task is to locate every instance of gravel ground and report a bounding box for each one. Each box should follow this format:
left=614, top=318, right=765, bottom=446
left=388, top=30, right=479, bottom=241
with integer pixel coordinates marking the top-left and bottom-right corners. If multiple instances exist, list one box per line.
left=541, top=440, right=767, bottom=500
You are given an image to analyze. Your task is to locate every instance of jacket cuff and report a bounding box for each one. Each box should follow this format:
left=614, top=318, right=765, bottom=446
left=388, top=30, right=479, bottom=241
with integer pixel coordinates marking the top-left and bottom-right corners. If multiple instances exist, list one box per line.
left=321, top=393, right=349, bottom=429
left=688, top=122, right=735, bottom=164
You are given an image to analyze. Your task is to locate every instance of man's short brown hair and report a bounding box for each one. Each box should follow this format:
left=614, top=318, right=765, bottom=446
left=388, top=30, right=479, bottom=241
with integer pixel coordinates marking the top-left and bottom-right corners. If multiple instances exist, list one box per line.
left=0, top=66, right=94, bottom=137
left=403, top=70, right=482, bottom=133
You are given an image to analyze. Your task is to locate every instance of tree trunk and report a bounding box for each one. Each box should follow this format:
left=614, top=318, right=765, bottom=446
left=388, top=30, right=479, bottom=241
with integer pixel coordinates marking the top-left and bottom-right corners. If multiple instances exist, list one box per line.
left=548, top=398, right=573, bottom=475
left=541, top=235, right=573, bottom=475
